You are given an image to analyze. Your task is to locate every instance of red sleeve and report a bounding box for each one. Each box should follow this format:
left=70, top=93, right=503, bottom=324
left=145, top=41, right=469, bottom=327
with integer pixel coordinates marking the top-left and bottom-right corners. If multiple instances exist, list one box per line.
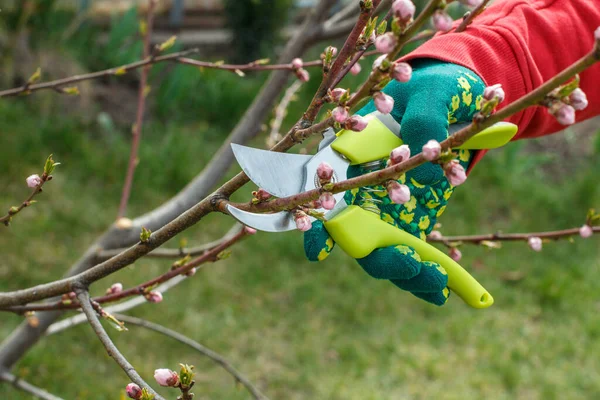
left=400, top=0, right=600, bottom=168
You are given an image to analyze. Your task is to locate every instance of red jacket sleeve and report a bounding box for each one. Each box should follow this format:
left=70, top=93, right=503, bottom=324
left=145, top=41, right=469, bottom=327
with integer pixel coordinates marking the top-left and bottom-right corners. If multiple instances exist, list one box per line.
left=401, top=0, right=600, bottom=168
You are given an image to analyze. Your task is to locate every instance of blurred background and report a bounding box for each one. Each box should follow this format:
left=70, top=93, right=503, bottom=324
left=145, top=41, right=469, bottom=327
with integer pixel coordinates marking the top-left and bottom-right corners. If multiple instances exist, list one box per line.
left=0, top=1, right=599, bottom=399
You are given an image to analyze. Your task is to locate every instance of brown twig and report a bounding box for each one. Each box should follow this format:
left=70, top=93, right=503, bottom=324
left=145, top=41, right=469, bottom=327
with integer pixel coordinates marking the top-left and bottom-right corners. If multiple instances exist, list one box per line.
left=0, top=176, right=49, bottom=226
left=455, top=0, right=491, bottom=33
left=0, top=370, right=64, bottom=400
left=75, top=290, right=164, bottom=400
left=114, top=314, right=268, bottom=400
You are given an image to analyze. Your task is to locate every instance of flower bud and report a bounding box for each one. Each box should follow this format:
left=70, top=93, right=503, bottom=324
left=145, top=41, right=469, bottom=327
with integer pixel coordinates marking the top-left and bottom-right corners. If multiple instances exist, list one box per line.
left=154, top=368, right=180, bottom=387
left=106, top=282, right=123, bottom=295
left=350, top=62, right=361, bottom=75
left=294, top=211, right=312, bottom=232
left=422, top=140, right=442, bottom=161
left=392, top=0, right=416, bottom=21
left=432, top=10, right=453, bottom=32
left=254, top=188, right=272, bottom=201
left=595, top=26, right=600, bottom=41
left=291, top=58, right=303, bottom=69
left=295, top=68, right=309, bottom=82
left=569, top=88, right=588, bottom=111
left=317, top=162, right=334, bottom=181
left=373, top=92, right=394, bottom=114
left=449, top=247, right=462, bottom=262
left=392, top=62, right=412, bottom=83
left=428, top=230, right=443, bottom=240
left=579, top=224, right=593, bottom=238
left=332, top=106, right=349, bottom=123
left=372, top=54, right=387, bottom=70
left=386, top=181, right=411, bottom=204
left=375, top=33, right=397, bottom=54
left=443, top=160, right=467, bottom=186
left=346, top=115, right=369, bottom=132
left=126, top=383, right=143, bottom=399
left=528, top=236, right=542, bottom=252
left=185, top=267, right=197, bottom=277
left=244, top=226, right=257, bottom=235
left=145, top=291, right=163, bottom=303
left=460, top=0, right=483, bottom=6
left=326, top=46, right=338, bottom=57
left=389, top=145, right=410, bottom=165
left=330, top=88, right=347, bottom=102
left=26, top=174, right=42, bottom=188
left=319, top=192, right=336, bottom=210
left=553, top=103, right=575, bottom=125
left=483, top=83, right=505, bottom=103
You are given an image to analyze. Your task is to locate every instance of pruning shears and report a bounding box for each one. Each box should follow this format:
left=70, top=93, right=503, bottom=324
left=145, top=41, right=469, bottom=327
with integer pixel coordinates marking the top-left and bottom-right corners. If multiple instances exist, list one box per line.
left=227, top=112, right=518, bottom=309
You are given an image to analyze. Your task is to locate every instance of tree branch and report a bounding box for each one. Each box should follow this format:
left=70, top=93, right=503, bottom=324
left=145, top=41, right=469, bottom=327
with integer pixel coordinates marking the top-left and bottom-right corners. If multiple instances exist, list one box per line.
left=455, top=0, right=491, bottom=33
left=0, top=370, right=64, bottom=400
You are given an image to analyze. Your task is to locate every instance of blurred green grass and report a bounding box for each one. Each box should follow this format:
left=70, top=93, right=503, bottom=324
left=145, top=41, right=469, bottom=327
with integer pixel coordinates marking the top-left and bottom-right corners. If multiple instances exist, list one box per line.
left=1, top=84, right=599, bottom=400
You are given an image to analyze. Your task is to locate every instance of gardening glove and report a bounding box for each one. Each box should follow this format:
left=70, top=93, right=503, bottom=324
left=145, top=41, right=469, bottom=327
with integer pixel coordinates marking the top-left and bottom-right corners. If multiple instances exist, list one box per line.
left=304, top=59, right=486, bottom=306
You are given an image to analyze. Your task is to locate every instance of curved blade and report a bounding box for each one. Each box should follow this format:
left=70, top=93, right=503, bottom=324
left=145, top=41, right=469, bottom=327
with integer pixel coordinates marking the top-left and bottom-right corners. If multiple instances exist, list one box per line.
left=231, top=144, right=312, bottom=198
left=227, top=204, right=300, bottom=232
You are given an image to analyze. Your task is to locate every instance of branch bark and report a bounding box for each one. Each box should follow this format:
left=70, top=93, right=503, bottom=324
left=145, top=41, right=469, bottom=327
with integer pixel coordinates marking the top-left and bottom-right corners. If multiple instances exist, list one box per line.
left=0, top=370, right=64, bottom=400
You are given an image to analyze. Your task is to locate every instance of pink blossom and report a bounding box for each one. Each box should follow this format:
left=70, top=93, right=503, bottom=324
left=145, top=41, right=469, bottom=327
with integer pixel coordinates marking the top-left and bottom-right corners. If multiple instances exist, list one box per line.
left=295, top=68, right=309, bottom=82
left=422, top=140, right=442, bottom=161
left=295, top=212, right=312, bottom=232
left=330, top=88, right=347, bottom=102
left=350, top=62, right=361, bottom=75
left=428, top=230, right=443, bottom=240
left=386, top=181, right=411, bottom=204
left=244, top=226, right=257, bottom=235
left=347, top=115, right=369, bottom=132
left=373, top=92, right=394, bottom=114
left=449, top=247, right=462, bottom=262
left=319, top=192, right=336, bottom=210
left=392, top=0, right=416, bottom=21
left=483, top=83, right=505, bottom=103
left=375, top=33, right=397, bottom=54
left=460, top=0, right=483, bottom=6
left=291, top=58, right=303, bottom=69
left=154, top=369, right=179, bottom=387
left=107, top=282, right=123, bottom=295
left=145, top=291, right=163, bottom=303
left=579, top=224, right=593, bottom=238
left=595, top=26, right=600, bottom=41
left=185, top=267, right=197, bottom=277
left=528, top=237, right=542, bottom=252
left=326, top=46, right=338, bottom=57
left=26, top=174, right=42, bottom=188
left=332, top=106, right=349, bottom=123
left=444, top=160, right=467, bottom=186
left=125, top=383, right=142, bottom=399
left=389, top=145, right=410, bottom=165
left=432, top=10, right=453, bottom=32
left=317, top=162, right=334, bottom=181
left=554, top=103, right=576, bottom=125
left=392, top=62, right=412, bottom=83
left=569, top=88, right=588, bottom=111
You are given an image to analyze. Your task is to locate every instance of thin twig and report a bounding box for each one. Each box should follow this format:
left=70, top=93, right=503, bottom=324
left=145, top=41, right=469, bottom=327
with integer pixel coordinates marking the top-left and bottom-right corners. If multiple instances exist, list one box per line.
left=75, top=290, right=164, bottom=400
left=0, top=370, right=64, bottom=400
left=0, top=176, right=48, bottom=226
left=114, top=314, right=268, bottom=400
left=455, top=0, right=491, bottom=33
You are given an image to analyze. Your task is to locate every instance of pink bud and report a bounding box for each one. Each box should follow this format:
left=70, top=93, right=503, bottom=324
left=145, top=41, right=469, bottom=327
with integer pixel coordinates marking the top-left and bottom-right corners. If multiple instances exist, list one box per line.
left=460, top=0, right=483, bottom=6
left=569, top=88, right=588, bottom=111
left=372, top=54, right=387, bottom=70
left=330, top=88, right=347, bottom=102
left=326, top=46, right=338, bottom=57
left=392, top=62, right=412, bottom=83
left=294, top=212, right=312, bottom=232
left=346, top=115, right=369, bottom=132
left=432, top=10, right=453, bottom=32
left=254, top=188, right=272, bottom=201
left=319, top=192, right=336, bottom=210
left=26, top=174, right=42, bottom=188
left=295, top=68, right=309, bottom=82
left=528, top=237, right=542, bottom=252
left=373, top=92, right=394, bottom=114
left=154, top=368, right=179, bottom=387
left=145, top=291, right=163, bottom=303
left=291, top=58, right=303, bottom=69
left=579, top=224, right=593, bottom=238
left=107, top=282, right=123, bottom=295
left=185, top=267, right=197, bottom=277
left=428, top=230, right=443, bottom=240
left=392, top=0, right=416, bottom=21
left=317, top=162, right=334, bottom=181
left=595, top=26, right=600, bottom=41
left=483, top=83, right=505, bottom=103
left=350, top=62, right=361, bottom=75
left=443, top=160, right=467, bottom=186
left=422, top=140, right=442, bottom=161
left=449, top=247, right=462, bottom=262
left=386, top=181, right=411, bottom=204
left=332, top=106, right=349, bottom=123
left=244, top=226, right=257, bottom=235
left=554, top=103, right=576, bottom=125
left=389, top=145, right=410, bottom=165
left=375, top=33, right=397, bottom=54
left=126, top=383, right=142, bottom=399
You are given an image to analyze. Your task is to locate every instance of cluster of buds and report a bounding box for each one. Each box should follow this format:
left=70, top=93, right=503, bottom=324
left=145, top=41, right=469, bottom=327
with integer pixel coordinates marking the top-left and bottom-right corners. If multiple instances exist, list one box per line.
left=61, top=291, right=77, bottom=305
left=105, top=282, right=123, bottom=295
left=432, top=10, right=454, bottom=32
left=144, top=290, right=163, bottom=303
left=545, top=76, right=588, bottom=125
left=328, top=88, right=369, bottom=132
left=384, top=147, right=411, bottom=204
left=317, top=162, right=336, bottom=210
left=478, top=83, right=506, bottom=118
left=291, top=58, right=309, bottom=82
left=321, top=46, right=338, bottom=73
left=252, top=188, right=272, bottom=204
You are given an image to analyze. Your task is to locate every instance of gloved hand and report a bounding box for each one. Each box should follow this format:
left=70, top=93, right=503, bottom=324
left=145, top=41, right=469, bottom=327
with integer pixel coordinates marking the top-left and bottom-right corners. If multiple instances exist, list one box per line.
left=304, top=59, right=486, bottom=305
